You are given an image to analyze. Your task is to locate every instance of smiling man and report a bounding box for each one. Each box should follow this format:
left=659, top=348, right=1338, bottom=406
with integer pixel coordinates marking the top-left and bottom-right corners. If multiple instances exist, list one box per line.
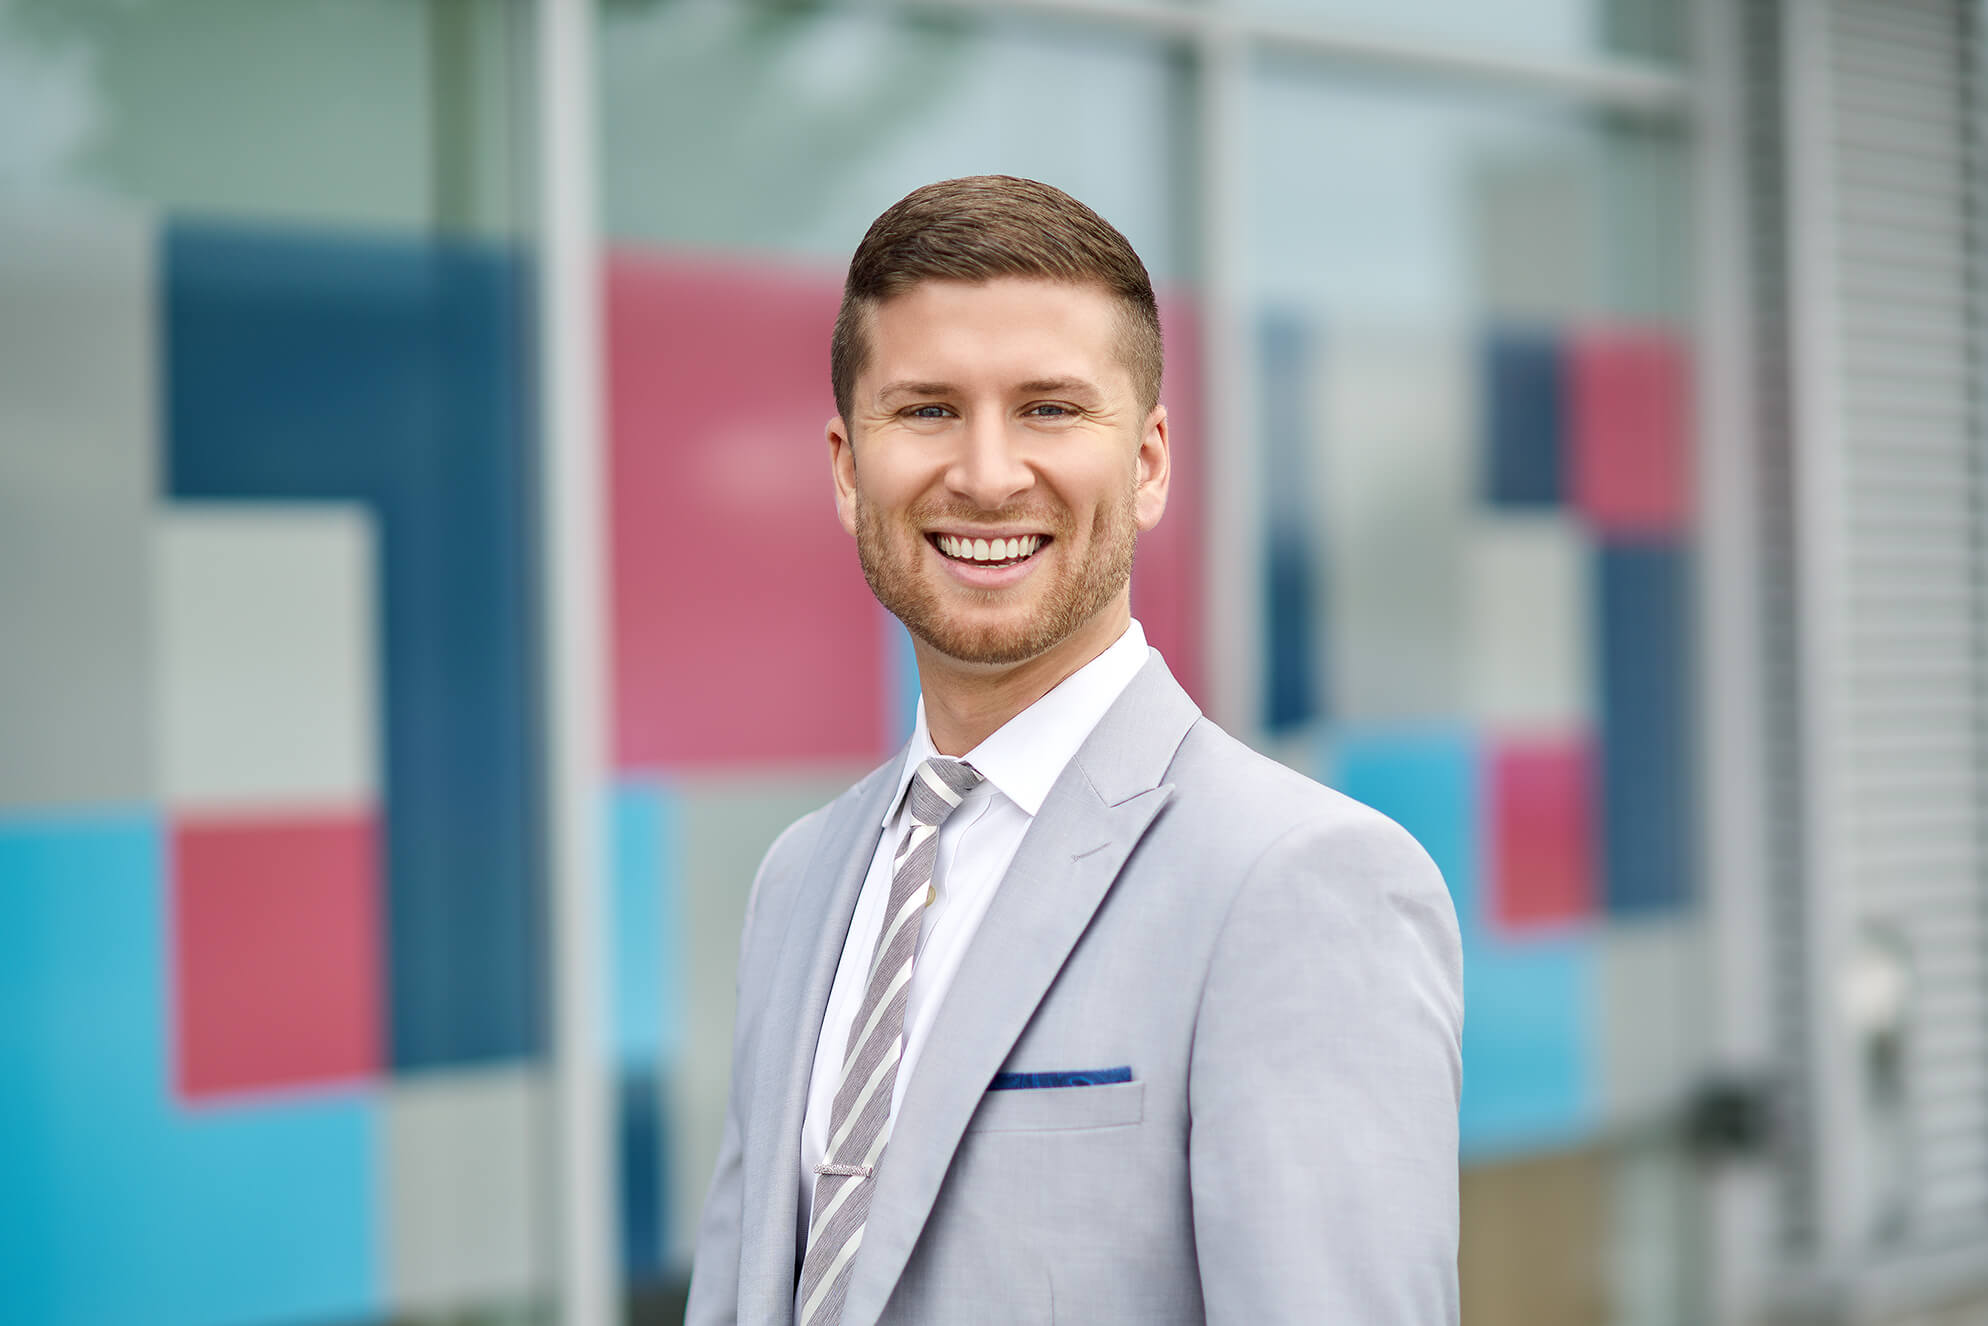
left=686, top=176, right=1463, bottom=1326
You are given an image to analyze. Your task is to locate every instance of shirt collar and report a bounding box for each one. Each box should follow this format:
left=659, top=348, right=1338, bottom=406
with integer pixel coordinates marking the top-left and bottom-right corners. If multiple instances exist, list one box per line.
left=882, top=619, right=1150, bottom=825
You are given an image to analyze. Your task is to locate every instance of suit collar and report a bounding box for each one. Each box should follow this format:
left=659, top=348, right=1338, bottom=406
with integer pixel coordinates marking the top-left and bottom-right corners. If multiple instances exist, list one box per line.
left=838, top=652, right=1202, bottom=1326
left=882, top=620, right=1152, bottom=823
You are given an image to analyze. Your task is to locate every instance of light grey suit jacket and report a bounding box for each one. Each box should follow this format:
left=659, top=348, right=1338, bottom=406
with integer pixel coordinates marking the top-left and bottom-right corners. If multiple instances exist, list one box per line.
left=687, top=652, right=1463, bottom=1325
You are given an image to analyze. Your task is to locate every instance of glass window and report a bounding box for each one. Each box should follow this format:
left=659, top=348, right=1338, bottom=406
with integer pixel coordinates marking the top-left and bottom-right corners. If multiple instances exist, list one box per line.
left=1247, top=61, right=1700, bottom=1324
left=1, top=5, right=548, bottom=1325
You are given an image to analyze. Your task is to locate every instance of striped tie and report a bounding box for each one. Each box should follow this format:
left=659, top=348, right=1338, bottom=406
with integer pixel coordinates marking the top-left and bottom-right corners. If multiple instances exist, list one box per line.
left=797, top=756, right=983, bottom=1326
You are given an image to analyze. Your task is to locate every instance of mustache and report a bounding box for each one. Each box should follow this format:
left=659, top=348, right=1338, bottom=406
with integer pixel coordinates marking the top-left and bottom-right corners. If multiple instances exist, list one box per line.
left=902, top=501, right=1070, bottom=532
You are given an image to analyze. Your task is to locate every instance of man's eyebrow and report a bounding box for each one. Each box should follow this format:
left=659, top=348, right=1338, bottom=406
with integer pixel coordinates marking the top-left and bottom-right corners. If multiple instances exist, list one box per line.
left=873, top=376, right=1106, bottom=404
left=874, top=380, right=955, bottom=403
left=1014, top=377, right=1102, bottom=397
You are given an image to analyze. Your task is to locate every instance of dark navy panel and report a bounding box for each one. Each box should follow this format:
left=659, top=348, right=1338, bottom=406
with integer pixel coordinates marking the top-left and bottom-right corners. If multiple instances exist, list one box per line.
left=1597, top=541, right=1691, bottom=914
left=618, top=1067, right=666, bottom=1282
left=1260, top=311, right=1322, bottom=733
left=1483, top=325, right=1566, bottom=507
left=165, top=222, right=540, bottom=1069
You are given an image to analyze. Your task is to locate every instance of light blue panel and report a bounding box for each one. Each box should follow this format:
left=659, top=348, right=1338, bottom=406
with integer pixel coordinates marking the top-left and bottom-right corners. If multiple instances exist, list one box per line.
left=1328, top=726, right=1480, bottom=930
left=610, top=779, right=683, bottom=1067
left=0, top=814, right=378, bottom=1326
left=884, top=611, right=921, bottom=746
left=1456, top=935, right=1599, bottom=1160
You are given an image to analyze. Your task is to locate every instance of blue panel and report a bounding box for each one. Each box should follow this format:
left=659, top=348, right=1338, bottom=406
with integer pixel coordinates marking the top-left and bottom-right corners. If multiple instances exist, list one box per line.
left=0, top=814, right=377, bottom=1326
left=1457, top=937, right=1598, bottom=1160
left=1260, top=311, right=1321, bottom=732
left=1483, top=326, right=1565, bottom=507
left=610, top=779, right=682, bottom=1068
left=1597, top=542, right=1691, bottom=914
left=884, top=613, right=921, bottom=747
left=165, top=222, right=538, bottom=1068
left=1330, top=727, right=1479, bottom=929
left=618, top=1067, right=666, bottom=1282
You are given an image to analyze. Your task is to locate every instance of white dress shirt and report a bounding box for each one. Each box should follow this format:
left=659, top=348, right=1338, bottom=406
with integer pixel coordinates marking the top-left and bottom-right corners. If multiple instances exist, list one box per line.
left=796, top=619, right=1151, bottom=1236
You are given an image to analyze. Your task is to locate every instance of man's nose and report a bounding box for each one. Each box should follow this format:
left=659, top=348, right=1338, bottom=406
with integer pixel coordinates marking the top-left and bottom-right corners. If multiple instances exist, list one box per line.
left=945, top=414, right=1034, bottom=509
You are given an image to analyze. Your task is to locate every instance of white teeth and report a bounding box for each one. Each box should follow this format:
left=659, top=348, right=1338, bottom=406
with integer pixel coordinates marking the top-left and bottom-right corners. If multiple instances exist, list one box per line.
left=936, top=534, right=1044, bottom=562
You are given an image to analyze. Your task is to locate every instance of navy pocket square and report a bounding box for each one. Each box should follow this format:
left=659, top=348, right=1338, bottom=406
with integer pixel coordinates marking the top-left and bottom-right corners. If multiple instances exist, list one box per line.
left=988, top=1066, right=1132, bottom=1091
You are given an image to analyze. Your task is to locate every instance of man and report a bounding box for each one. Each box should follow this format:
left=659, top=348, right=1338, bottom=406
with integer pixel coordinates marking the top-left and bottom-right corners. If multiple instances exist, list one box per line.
left=687, top=176, right=1462, bottom=1326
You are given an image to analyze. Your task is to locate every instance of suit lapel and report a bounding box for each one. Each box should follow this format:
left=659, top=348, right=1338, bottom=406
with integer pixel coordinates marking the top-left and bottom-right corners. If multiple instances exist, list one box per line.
left=840, top=654, right=1202, bottom=1326
left=737, top=751, right=907, bottom=1326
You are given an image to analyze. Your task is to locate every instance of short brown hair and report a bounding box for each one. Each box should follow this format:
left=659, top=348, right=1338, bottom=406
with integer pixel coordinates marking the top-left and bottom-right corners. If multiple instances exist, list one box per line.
left=831, top=175, right=1163, bottom=419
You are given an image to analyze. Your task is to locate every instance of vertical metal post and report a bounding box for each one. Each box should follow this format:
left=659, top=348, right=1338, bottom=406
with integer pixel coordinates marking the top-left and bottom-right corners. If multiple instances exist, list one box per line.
left=536, top=0, right=618, bottom=1322
left=1688, top=0, right=1776, bottom=1318
left=1782, top=0, right=1864, bottom=1284
left=1196, top=10, right=1263, bottom=736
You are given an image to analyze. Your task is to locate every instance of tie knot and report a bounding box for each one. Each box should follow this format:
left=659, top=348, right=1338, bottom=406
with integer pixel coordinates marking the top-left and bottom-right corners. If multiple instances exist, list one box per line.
left=905, top=756, right=983, bottom=828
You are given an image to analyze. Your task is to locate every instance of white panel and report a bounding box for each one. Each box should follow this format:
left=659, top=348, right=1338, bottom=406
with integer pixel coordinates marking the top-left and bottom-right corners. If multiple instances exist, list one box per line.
left=1463, top=514, right=1592, bottom=728
left=383, top=1063, right=549, bottom=1312
left=1318, top=323, right=1474, bottom=721
left=1597, top=916, right=1700, bottom=1125
left=0, top=206, right=155, bottom=808
left=156, top=504, right=378, bottom=811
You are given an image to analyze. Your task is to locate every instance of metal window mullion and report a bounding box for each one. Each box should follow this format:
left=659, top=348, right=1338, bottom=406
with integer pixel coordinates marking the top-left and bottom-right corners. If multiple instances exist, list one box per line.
left=536, top=0, right=618, bottom=1323
left=1689, top=0, right=1779, bottom=1316
left=1195, top=9, right=1259, bottom=736
left=1783, top=0, right=1869, bottom=1282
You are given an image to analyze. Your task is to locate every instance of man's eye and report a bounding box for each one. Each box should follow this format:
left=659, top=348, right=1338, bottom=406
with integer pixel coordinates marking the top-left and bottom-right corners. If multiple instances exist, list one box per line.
left=906, top=405, right=950, bottom=419
left=1026, top=403, right=1074, bottom=418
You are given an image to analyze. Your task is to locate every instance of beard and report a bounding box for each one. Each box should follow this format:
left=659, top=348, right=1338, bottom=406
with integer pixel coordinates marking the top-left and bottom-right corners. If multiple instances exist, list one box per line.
left=854, top=482, right=1138, bottom=666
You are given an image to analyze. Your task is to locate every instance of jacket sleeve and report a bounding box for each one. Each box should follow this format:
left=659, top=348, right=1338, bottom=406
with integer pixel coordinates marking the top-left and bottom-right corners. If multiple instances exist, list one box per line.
left=684, top=817, right=803, bottom=1325
left=1188, top=808, right=1464, bottom=1325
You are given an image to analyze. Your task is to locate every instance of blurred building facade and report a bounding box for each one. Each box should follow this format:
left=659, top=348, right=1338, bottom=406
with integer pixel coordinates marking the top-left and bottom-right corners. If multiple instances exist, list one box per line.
left=0, top=1, right=1982, bottom=1324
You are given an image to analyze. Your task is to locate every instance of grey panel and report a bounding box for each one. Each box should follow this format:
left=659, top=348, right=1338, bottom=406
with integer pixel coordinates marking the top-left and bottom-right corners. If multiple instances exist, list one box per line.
left=383, top=1063, right=549, bottom=1312
left=667, top=768, right=872, bottom=1270
left=1319, top=324, right=1472, bottom=722
left=0, top=208, right=155, bottom=809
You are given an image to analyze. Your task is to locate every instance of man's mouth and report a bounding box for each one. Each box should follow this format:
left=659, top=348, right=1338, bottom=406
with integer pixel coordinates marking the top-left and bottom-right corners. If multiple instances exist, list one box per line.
left=928, top=532, right=1049, bottom=568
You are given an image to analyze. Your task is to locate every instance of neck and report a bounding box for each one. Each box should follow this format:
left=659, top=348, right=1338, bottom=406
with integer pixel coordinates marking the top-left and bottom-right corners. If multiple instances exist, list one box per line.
left=914, top=598, right=1132, bottom=756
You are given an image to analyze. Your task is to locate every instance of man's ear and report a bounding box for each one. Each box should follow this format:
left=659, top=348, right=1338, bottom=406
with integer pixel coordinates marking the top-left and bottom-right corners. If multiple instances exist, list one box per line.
left=828, top=415, right=860, bottom=537
left=1134, top=403, right=1171, bottom=533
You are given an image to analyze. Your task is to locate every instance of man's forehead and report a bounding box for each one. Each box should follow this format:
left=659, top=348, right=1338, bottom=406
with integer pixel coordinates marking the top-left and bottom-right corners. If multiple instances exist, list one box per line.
left=858, top=280, right=1133, bottom=389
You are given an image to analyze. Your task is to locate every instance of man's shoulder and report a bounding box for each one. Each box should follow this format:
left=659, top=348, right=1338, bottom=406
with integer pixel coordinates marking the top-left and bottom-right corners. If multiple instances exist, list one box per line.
left=1160, top=714, right=1433, bottom=875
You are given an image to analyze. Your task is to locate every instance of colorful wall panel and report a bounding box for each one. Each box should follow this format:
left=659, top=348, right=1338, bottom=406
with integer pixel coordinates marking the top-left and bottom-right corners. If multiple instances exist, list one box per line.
left=1299, top=309, right=1697, bottom=1159
left=3, top=211, right=547, bottom=1324
left=0, top=817, right=378, bottom=1326
left=166, top=221, right=538, bottom=1072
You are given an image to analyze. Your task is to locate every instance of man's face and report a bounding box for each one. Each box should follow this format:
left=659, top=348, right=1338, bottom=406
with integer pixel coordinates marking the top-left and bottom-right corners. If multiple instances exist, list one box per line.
left=828, top=277, right=1169, bottom=668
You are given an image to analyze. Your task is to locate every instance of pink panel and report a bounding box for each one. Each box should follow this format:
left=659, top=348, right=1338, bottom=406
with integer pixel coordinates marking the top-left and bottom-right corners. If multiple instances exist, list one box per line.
left=1489, top=735, right=1595, bottom=932
left=608, top=251, right=885, bottom=770
left=172, top=811, right=382, bottom=1099
left=1568, top=328, right=1692, bottom=536
left=1133, top=294, right=1206, bottom=707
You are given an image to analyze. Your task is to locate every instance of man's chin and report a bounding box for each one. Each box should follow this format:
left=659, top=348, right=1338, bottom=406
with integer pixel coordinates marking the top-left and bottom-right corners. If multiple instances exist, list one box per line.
left=907, top=619, right=1052, bottom=668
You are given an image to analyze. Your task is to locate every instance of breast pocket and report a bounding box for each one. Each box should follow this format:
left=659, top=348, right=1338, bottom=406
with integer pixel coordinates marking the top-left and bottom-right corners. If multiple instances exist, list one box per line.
left=964, top=1078, right=1145, bottom=1133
